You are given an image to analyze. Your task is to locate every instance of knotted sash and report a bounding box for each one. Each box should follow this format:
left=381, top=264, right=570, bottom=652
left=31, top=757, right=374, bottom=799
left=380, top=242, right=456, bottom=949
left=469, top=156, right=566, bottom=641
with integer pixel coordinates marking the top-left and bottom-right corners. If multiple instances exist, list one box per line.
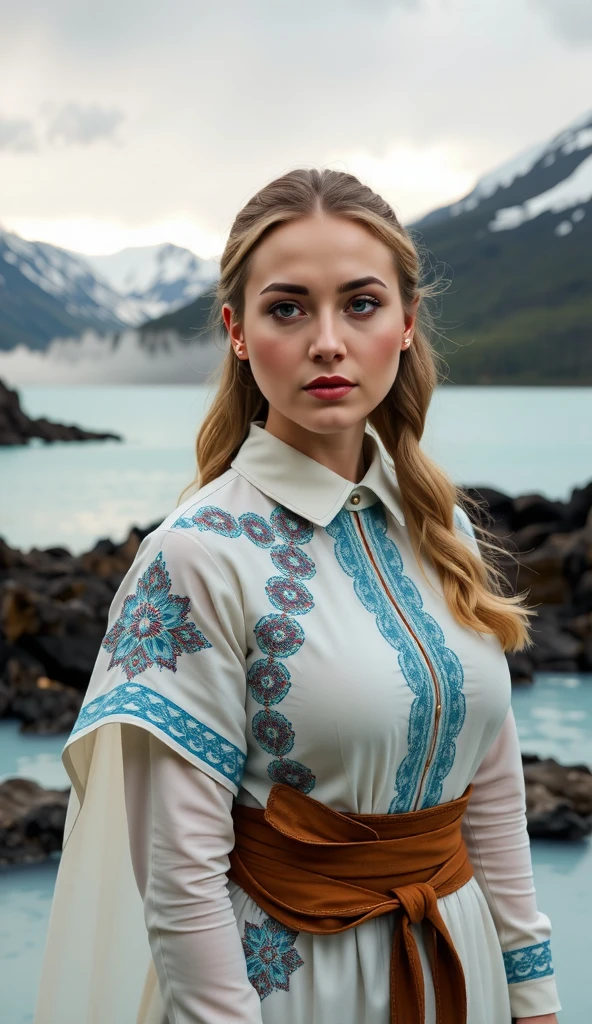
left=229, top=783, right=474, bottom=1024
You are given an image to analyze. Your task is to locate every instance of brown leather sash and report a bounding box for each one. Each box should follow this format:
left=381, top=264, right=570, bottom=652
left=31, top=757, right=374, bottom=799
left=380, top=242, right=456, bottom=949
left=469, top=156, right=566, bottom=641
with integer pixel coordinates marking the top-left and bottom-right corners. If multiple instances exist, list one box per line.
left=229, top=782, right=474, bottom=1024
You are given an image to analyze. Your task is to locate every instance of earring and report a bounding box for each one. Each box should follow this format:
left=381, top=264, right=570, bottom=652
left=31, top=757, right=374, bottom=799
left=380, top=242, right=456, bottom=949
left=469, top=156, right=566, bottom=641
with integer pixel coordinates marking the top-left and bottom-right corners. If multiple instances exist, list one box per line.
left=403, top=335, right=411, bottom=348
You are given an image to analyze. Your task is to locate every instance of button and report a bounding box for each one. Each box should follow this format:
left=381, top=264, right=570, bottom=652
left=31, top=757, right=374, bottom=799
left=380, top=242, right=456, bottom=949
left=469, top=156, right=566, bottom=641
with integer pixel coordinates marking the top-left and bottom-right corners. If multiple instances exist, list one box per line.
left=350, top=493, right=361, bottom=505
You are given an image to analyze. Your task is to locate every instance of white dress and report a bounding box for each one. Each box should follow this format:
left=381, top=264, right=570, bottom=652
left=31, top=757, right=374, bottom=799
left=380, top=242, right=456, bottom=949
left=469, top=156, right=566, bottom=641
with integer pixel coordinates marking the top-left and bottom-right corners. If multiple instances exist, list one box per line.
left=35, top=420, right=562, bottom=1024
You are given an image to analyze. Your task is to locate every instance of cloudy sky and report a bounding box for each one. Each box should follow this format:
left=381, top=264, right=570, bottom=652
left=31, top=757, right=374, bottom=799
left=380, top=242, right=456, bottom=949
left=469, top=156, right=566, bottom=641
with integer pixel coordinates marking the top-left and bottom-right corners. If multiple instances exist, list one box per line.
left=1, top=0, right=590, bottom=258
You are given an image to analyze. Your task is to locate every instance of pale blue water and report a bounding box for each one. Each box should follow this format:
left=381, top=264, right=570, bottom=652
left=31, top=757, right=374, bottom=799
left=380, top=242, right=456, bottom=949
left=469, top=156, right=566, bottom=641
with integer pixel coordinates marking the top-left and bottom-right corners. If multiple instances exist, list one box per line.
left=0, top=385, right=591, bottom=554
left=1, top=674, right=591, bottom=1022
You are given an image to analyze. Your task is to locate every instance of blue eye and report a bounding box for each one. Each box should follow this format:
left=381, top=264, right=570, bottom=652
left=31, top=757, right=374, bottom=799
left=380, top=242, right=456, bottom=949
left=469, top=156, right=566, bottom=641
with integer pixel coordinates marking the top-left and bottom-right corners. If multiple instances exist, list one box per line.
left=349, top=296, right=380, bottom=315
left=270, top=301, right=301, bottom=320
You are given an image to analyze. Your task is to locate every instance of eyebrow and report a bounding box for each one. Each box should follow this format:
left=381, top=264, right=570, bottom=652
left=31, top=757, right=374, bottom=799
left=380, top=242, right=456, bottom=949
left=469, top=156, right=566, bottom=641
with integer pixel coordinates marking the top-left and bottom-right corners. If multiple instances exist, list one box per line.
left=259, top=276, right=388, bottom=296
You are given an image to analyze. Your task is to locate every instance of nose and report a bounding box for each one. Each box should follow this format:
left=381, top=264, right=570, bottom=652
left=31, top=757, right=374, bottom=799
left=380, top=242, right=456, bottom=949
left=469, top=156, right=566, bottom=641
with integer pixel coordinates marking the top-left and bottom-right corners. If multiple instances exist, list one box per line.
left=308, top=309, right=347, bottom=361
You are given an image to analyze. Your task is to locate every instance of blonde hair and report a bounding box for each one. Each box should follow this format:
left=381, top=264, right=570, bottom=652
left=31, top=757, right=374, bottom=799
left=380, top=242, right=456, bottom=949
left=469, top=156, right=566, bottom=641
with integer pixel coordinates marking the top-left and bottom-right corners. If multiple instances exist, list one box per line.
left=179, top=167, right=533, bottom=653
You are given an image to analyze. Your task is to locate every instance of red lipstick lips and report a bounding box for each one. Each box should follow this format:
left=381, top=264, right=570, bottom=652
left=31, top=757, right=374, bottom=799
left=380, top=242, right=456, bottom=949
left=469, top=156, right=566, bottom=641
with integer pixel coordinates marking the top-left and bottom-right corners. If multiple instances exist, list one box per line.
left=305, top=375, right=355, bottom=388
left=304, top=376, right=357, bottom=401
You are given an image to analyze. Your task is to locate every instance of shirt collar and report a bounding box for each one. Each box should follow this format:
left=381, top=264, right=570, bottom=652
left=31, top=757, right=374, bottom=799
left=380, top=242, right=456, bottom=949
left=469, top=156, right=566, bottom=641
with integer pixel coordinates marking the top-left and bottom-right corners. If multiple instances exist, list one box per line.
left=230, top=420, right=405, bottom=528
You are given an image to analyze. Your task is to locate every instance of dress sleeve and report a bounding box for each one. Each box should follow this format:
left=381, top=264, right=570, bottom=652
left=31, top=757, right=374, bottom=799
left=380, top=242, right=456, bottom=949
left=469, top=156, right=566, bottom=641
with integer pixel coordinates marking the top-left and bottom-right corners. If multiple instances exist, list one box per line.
left=454, top=503, right=562, bottom=1017
left=461, top=707, right=562, bottom=1018
left=121, top=724, right=264, bottom=1024
left=68, top=526, right=248, bottom=796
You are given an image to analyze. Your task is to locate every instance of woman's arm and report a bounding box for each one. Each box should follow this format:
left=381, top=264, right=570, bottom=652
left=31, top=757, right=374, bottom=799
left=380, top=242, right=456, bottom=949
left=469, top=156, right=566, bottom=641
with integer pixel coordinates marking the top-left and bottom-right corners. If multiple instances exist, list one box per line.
left=121, top=724, right=264, bottom=1024
left=461, top=706, right=562, bottom=1020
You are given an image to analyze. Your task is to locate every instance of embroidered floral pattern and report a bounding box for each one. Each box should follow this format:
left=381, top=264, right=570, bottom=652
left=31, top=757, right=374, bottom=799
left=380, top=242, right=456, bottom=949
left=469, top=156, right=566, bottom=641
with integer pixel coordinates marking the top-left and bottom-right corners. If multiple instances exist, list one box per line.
left=503, top=940, right=554, bottom=984
left=101, top=551, right=211, bottom=681
left=252, top=514, right=316, bottom=791
left=254, top=613, right=306, bottom=659
left=242, top=917, right=304, bottom=1000
left=173, top=502, right=317, bottom=794
left=267, top=757, right=316, bottom=792
left=252, top=709, right=295, bottom=755
left=238, top=512, right=276, bottom=548
left=176, top=506, right=242, bottom=537
left=265, top=576, right=315, bottom=615
left=270, top=507, right=314, bottom=545
left=270, top=544, right=316, bottom=579
left=71, top=683, right=246, bottom=787
left=247, top=659, right=292, bottom=705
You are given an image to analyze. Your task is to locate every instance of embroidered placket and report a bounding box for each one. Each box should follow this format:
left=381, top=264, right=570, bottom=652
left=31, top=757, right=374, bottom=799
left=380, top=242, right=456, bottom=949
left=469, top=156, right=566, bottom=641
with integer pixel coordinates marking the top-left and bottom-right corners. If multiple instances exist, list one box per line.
left=352, top=511, right=442, bottom=812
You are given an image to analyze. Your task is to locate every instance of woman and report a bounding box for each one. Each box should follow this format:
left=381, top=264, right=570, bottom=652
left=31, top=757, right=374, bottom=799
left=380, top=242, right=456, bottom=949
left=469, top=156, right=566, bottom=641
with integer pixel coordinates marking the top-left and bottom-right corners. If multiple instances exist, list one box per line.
left=36, top=169, right=561, bottom=1024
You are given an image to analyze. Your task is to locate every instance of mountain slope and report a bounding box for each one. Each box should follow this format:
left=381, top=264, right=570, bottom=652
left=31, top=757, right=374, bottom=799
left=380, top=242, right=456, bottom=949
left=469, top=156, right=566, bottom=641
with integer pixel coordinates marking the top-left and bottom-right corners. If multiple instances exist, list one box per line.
left=141, top=287, right=217, bottom=338
left=83, top=243, right=219, bottom=323
left=409, top=108, right=592, bottom=384
left=0, top=230, right=132, bottom=350
left=0, top=233, right=219, bottom=350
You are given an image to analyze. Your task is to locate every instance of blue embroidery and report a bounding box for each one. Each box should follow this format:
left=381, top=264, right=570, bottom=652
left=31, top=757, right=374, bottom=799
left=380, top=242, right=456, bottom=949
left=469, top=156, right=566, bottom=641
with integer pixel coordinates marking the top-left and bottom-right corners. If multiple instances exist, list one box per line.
left=270, top=544, right=315, bottom=579
left=327, top=508, right=431, bottom=811
left=265, top=576, right=315, bottom=615
left=101, top=550, right=212, bottom=681
left=242, top=916, right=304, bottom=999
left=270, top=507, right=314, bottom=545
left=247, top=659, right=292, bottom=705
left=267, top=757, right=316, bottom=792
left=174, top=502, right=317, bottom=793
left=255, top=614, right=306, bottom=658
left=239, top=512, right=276, bottom=548
left=252, top=709, right=296, bottom=755
left=174, top=505, right=242, bottom=537
left=361, top=506, right=466, bottom=809
left=327, top=504, right=465, bottom=812
left=71, top=683, right=246, bottom=787
left=503, top=940, right=554, bottom=985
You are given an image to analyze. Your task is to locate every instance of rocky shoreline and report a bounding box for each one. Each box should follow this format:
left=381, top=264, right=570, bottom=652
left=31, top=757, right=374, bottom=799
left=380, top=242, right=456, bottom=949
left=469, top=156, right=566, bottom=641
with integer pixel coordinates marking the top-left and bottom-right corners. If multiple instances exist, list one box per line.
left=0, top=378, right=122, bottom=445
left=0, top=479, right=591, bottom=858
left=1, top=752, right=590, bottom=867
left=463, top=481, right=592, bottom=681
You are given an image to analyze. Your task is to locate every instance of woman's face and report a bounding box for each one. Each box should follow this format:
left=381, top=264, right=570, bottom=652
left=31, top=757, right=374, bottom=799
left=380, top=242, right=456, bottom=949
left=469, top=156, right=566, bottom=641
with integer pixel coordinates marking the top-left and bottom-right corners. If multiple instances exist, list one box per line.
left=222, top=213, right=418, bottom=442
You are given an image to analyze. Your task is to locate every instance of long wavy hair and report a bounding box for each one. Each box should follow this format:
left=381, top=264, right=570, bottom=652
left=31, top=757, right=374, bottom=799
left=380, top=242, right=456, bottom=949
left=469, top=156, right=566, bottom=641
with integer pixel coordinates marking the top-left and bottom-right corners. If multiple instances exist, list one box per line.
left=178, top=167, right=533, bottom=653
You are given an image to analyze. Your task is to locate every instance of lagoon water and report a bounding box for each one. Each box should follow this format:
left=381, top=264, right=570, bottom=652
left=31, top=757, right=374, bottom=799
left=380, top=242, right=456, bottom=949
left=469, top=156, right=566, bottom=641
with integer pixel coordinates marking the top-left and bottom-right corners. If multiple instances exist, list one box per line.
left=0, top=385, right=591, bottom=554
left=1, top=385, right=591, bottom=1021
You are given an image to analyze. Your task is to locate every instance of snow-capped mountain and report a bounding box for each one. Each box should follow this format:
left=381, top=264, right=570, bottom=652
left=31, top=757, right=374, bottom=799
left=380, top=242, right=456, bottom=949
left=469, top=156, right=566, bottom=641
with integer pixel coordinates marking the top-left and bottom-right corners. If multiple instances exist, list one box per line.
left=0, top=232, right=220, bottom=349
left=412, top=107, right=592, bottom=233
left=407, top=107, right=592, bottom=384
left=0, top=228, right=131, bottom=349
left=81, top=243, right=219, bottom=323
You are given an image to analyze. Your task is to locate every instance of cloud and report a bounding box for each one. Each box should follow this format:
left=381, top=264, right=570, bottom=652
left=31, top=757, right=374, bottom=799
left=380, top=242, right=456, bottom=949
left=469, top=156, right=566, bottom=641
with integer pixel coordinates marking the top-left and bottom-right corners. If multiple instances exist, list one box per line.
left=0, top=117, right=37, bottom=152
left=43, top=102, right=125, bottom=146
left=0, top=0, right=590, bottom=254
left=533, top=0, right=592, bottom=43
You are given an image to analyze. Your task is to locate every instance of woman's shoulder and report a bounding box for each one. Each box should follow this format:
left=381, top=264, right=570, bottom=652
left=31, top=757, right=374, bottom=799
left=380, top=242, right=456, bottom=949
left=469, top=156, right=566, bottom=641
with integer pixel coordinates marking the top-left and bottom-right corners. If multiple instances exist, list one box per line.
left=141, top=465, right=273, bottom=568
left=161, top=466, right=243, bottom=534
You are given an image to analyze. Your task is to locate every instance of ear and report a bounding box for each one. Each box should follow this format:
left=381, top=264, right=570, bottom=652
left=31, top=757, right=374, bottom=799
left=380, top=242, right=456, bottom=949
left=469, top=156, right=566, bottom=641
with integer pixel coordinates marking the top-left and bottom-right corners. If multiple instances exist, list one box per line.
left=404, top=294, right=420, bottom=336
left=222, top=303, right=248, bottom=358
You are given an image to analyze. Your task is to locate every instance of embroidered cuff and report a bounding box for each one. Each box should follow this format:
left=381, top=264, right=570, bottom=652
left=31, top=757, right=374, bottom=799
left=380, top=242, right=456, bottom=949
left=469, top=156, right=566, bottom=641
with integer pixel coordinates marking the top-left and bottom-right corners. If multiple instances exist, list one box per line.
left=504, top=941, right=561, bottom=1018
left=503, top=939, right=554, bottom=985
